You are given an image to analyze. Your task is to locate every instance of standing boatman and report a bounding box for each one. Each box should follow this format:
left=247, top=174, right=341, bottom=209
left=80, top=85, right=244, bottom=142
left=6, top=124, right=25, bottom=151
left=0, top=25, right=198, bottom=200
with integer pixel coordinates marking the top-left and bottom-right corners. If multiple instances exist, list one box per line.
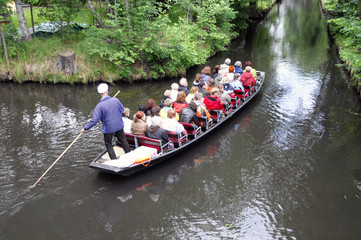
left=81, top=83, right=130, bottom=159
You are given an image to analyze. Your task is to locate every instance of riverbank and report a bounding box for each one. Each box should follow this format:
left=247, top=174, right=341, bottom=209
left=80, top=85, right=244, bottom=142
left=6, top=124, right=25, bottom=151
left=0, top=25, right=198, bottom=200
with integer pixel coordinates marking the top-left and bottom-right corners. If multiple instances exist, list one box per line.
left=319, top=0, right=361, bottom=94
left=0, top=0, right=277, bottom=84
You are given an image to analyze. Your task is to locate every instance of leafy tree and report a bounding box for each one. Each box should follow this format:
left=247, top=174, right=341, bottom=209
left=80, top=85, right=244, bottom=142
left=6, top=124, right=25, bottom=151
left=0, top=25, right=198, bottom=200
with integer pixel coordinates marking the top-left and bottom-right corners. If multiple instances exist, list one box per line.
left=38, top=0, right=84, bottom=37
left=82, top=0, right=238, bottom=79
left=0, top=0, right=11, bottom=19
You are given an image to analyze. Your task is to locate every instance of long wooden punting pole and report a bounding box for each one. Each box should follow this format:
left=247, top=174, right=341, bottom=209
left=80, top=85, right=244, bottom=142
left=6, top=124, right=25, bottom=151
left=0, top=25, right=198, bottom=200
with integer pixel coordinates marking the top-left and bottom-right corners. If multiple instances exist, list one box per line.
left=32, top=132, right=84, bottom=188
left=32, top=90, right=120, bottom=187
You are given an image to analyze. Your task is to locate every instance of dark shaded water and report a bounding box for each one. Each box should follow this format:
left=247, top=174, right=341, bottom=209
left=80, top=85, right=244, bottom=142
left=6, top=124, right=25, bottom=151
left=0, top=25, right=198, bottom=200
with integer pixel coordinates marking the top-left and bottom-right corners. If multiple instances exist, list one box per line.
left=1, top=0, right=361, bottom=239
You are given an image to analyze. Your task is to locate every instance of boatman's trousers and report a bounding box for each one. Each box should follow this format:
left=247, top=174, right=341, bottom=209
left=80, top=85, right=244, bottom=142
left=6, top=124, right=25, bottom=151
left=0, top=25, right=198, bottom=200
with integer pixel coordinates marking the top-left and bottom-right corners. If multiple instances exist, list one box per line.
left=104, top=129, right=131, bottom=159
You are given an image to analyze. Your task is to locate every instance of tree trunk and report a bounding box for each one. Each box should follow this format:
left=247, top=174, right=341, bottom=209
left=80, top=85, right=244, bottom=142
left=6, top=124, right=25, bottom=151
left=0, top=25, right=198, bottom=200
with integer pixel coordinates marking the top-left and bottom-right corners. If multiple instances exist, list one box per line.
left=87, top=0, right=105, bottom=27
left=67, top=0, right=71, bottom=36
left=15, top=0, right=31, bottom=41
left=30, top=4, right=35, bottom=38
left=0, top=25, right=10, bottom=69
left=98, top=0, right=103, bottom=23
left=54, top=51, right=77, bottom=75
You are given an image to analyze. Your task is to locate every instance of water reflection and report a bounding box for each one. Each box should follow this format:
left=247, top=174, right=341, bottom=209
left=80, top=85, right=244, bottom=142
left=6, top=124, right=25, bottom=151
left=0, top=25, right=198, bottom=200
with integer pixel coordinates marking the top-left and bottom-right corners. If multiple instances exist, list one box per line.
left=2, top=0, right=361, bottom=239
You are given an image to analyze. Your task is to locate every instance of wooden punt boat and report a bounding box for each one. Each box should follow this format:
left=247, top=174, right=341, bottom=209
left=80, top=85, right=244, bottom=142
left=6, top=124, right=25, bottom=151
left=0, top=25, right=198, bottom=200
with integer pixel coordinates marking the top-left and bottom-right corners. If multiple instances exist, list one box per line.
left=89, top=71, right=265, bottom=176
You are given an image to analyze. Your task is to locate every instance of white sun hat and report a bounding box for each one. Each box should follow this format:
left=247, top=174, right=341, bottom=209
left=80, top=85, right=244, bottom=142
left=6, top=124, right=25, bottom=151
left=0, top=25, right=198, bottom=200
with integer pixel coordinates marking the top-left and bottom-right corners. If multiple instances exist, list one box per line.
left=97, top=83, right=108, bottom=94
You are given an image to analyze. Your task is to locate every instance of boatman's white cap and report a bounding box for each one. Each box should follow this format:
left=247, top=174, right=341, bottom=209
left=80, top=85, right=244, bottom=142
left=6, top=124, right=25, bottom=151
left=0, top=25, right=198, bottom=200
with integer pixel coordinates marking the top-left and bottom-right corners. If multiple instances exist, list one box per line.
left=97, top=83, right=108, bottom=94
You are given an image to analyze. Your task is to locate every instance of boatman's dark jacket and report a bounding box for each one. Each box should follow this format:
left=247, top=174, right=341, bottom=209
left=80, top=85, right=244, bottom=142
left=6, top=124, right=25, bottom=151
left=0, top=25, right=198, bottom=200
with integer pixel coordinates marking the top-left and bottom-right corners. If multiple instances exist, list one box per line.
left=84, top=96, right=125, bottom=134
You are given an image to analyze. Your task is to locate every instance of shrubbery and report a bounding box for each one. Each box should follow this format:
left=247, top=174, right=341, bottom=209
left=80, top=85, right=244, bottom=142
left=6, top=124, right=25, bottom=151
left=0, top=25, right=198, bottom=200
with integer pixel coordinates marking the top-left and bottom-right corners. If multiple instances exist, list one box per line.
left=0, top=0, right=275, bottom=83
left=322, top=0, right=361, bottom=86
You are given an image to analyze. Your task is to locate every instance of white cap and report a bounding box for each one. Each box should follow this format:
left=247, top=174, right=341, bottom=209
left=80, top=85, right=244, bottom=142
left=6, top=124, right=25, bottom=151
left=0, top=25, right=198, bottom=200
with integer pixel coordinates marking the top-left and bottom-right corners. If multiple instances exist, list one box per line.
left=97, top=83, right=108, bottom=94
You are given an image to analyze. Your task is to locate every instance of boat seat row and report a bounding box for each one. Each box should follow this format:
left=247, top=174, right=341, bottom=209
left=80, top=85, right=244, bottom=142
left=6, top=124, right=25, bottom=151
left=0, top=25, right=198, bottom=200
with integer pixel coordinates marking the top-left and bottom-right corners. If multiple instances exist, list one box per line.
left=123, top=133, right=172, bottom=154
left=180, top=122, right=202, bottom=139
left=122, top=122, right=203, bottom=154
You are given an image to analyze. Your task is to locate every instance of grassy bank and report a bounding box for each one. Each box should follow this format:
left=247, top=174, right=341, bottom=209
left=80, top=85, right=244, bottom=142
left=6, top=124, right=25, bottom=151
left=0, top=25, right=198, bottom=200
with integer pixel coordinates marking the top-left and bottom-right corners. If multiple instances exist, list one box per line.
left=320, top=0, right=361, bottom=87
left=0, top=0, right=276, bottom=84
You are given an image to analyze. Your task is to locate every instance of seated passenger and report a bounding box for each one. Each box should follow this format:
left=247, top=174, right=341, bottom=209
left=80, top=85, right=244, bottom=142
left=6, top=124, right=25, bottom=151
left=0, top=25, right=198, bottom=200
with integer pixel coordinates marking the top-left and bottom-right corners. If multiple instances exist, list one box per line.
left=146, top=117, right=169, bottom=145
left=201, top=66, right=212, bottom=84
left=186, top=86, right=199, bottom=103
left=160, top=98, right=179, bottom=121
left=192, top=73, right=202, bottom=88
left=178, top=78, right=190, bottom=95
left=160, top=90, right=172, bottom=108
left=240, top=66, right=256, bottom=88
left=138, top=104, right=147, bottom=115
left=234, top=61, right=243, bottom=75
left=170, top=83, right=179, bottom=102
left=162, top=109, right=185, bottom=134
left=217, top=84, right=231, bottom=105
left=244, top=60, right=257, bottom=79
left=122, top=107, right=132, bottom=133
left=226, top=65, right=235, bottom=81
left=203, top=88, right=224, bottom=111
left=180, top=102, right=200, bottom=126
left=145, top=98, right=156, bottom=116
left=173, top=91, right=188, bottom=113
left=198, top=80, right=210, bottom=97
left=131, top=111, right=148, bottom=136
left=212, top=65, right=220, bottom=79
left=229, top=74, right=245, bottom=91
left=215, top=76, right=223, bottom=85
left=222, top=77, right=234, bottom=93
left=219, top=58, right=231, bottom=77
left=194, top=92, right=211, bottom=120
left=138, top=104, right=148, bottom=123
left=147, top=106, right=163, bottom=127
left=207, top=78, right=216, bottom=93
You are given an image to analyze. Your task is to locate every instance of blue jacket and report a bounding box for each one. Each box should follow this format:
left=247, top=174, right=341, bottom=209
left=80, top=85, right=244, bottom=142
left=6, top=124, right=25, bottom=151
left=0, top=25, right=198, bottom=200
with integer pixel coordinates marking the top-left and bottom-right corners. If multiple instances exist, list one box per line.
left=234, top=67, right=243, bottom=75
left=84, top=96, right=125, bottom=134
left=201, top=74, right=210, bottom=84
left=229, top=80, right=245, bottom=91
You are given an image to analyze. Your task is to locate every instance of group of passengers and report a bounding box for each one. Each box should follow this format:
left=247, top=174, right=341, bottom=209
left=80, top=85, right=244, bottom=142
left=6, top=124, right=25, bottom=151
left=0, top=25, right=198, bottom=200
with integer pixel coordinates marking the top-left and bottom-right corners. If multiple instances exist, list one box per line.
left=122, top=58, right=258, bottom=145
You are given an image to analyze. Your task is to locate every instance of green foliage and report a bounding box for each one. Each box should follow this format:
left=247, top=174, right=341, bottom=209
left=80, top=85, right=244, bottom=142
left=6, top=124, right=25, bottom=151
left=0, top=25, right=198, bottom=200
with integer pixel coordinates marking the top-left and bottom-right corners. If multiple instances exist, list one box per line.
left=1, top=0, right=275, bottom=83
left=82, top=0, right=238, bottom=80
left=0, top=0, right=11, bottom=17
left=257, top=0, right=274, bottom=11
left=323, top=0, right=361, bottom=85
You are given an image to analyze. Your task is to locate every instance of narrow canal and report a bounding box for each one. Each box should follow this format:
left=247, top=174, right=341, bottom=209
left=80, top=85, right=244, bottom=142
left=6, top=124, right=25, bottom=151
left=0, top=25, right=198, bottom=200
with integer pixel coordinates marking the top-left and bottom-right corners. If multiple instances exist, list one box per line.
left=1, top=0, right=361, bottom=239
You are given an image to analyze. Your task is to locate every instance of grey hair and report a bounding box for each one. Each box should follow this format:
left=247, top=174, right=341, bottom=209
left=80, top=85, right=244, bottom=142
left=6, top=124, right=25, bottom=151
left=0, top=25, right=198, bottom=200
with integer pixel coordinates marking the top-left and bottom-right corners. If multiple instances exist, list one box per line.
left=194, top=92, right=203, bottom=100
left=151, top=116, right=162, bottom=126
left=179, top=78, right=187, bottom=86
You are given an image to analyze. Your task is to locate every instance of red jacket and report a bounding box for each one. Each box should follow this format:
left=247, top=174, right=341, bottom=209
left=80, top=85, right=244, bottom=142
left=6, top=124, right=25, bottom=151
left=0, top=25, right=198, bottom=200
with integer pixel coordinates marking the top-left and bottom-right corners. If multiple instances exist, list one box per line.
left=240, top=72, right=255, bottom=87
left=173, top=101, right=188, bottom=113
left=203, top=95, right=223, bottom=110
